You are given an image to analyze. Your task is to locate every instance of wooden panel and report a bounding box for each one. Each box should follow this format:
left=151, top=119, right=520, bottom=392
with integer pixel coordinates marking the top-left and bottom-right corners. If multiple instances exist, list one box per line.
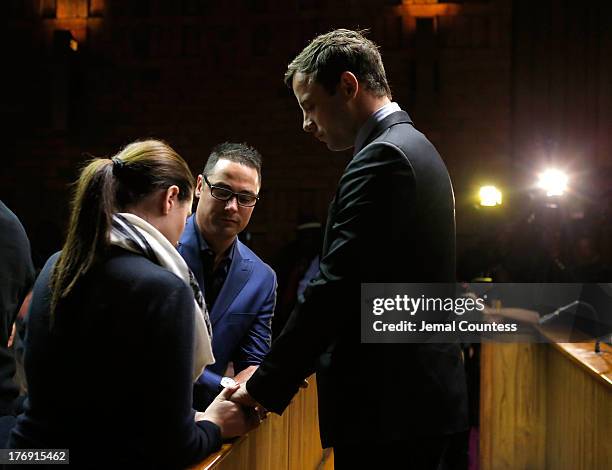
left=288, top=375, right=321, bottom=470
left=191, top=442, right=236, bottom=470
left=480, top=342, right=547, bottom=470
left=545, top=346, right=612, bottom=470
left=243, top=411, right=290, bottom=470
left=551, top=341, right=612, bottom=388
left=481, top=341, right=611, bottom=469
left=189, top=374, right=326, bottom=470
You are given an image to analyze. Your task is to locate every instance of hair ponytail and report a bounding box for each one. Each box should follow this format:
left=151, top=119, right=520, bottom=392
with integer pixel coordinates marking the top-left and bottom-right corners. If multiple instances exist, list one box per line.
left=48, top=139, right=194, bottom=321
left=49, top=158, right=115, bottom=318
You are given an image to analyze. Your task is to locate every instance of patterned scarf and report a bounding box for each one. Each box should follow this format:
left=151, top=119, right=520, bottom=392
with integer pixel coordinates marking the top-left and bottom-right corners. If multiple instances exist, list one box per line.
left=110, top=212, right=214, bottom=382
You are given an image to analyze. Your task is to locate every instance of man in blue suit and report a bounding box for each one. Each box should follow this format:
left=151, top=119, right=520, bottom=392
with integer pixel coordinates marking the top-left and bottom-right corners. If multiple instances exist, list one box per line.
left=178, top=143, right=276, bottom=410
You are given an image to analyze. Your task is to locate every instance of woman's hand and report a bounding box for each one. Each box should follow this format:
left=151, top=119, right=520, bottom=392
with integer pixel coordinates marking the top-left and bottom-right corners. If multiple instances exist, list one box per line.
left=197, top=385, right=261, bottom=439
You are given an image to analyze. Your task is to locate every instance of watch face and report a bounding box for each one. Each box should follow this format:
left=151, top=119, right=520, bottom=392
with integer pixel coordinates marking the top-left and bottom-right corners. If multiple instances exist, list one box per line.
left=221, top=377, right=236, bottom=388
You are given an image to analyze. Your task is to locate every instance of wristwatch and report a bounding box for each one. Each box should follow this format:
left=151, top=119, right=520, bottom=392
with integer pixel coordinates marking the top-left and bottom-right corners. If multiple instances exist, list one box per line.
left=220, top=376, right=237, bottom=389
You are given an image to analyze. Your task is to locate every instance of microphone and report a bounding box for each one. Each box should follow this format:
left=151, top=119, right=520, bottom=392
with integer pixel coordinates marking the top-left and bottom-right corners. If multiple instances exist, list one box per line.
left=538, top=300, right=597, bottom=325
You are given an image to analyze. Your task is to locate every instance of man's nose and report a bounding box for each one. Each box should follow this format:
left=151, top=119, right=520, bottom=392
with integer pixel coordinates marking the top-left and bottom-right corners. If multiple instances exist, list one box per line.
left=303, top=118, right=316, bottom=133
left=224, top=196, right=239, bottom=211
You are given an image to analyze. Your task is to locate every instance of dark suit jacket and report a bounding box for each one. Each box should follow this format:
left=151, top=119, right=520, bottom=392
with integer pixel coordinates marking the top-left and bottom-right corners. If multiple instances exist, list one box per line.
left=0, top=201, right=34, bottom=416
left=247, top=111, right=468, bottom=447
left=178, top=215, right=276, bottom=409
left=9, top=249, right=221, bottom=468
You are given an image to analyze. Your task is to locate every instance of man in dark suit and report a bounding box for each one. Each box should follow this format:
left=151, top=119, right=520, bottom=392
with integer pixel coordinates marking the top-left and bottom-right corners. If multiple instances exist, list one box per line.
left=232, top=29, right=468, bottom=468
left=178, top=143, right=276, bottom=410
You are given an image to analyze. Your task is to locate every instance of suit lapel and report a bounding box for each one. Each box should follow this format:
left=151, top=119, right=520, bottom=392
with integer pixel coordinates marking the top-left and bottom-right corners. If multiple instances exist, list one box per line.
left=210, top=241, right=253, bottom=326
left=320, top=112, right=413, bottom=258
left=177, top=215, right=206, bottom=292
left=353, top=110, right=413, bottom=155
left=321, top=197, right=336, bottom=257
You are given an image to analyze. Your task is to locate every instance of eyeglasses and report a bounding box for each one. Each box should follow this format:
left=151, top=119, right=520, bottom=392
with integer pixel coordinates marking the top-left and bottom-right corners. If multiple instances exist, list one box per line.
left=202, top=175, right=259, bottom=207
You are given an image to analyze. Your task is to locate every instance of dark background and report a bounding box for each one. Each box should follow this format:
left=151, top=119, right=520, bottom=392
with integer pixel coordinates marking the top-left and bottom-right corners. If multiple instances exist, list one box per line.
left=3, top=0, right=611, bottom=281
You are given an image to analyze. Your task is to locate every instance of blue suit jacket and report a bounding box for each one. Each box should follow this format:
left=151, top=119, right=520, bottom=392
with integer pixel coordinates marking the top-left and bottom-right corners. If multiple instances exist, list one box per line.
left=178, top=215, right=276, bottom=407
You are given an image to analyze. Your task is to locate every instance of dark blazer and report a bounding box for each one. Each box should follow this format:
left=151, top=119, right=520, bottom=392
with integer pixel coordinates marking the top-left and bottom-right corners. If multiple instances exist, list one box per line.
left=178, top=215, right=276, bottom=408
left=247, top=111, right=468, bottom=447
left=9, top=249, right=221, bottom=468
left=0, top=201, right=34, bottom=416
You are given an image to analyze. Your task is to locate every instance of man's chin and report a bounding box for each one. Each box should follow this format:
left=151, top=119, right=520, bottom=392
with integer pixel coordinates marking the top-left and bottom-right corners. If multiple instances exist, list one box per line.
left=220, top=226, right=240, bottom=236
left=212, top=224, right=240, bottom=238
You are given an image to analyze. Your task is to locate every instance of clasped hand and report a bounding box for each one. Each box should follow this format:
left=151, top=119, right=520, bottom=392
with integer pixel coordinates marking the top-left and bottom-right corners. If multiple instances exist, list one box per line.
left=202, top=365, right=312, bottom=436
left=229, top=376, right=310, bottom=411
left=195, top=385, right=261, bottom=439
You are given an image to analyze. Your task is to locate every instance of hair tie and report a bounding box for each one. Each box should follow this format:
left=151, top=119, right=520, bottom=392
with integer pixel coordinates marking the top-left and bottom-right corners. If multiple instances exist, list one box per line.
left=111, top=157, right=125, bottom=175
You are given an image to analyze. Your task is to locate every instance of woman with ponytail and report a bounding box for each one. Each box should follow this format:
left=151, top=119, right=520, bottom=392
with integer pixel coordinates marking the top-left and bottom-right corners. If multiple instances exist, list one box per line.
left=8, top=140, right=258, bottom=468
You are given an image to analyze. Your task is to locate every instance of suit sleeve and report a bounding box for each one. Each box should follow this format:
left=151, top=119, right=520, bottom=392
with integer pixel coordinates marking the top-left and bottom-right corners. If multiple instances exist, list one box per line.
left=0, top=202, right=35, bottom=415
left=196, top=368, right=223, bottom=393
left=146, top=279, right=222, bottom=467
left=247, top=144, right=415, bottom=413
left=232, top=271, right=276, bottom=372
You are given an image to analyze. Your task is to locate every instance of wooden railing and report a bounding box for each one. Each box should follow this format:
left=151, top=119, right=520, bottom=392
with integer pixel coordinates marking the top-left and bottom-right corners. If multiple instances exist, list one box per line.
left=188, top=375, right=334, bottom=470
left=480, top=327, right=611, bottom=469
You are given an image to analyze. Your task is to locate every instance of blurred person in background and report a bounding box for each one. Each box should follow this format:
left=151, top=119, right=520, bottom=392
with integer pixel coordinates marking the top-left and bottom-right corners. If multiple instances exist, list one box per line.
left=0, top=201, right=35, bottom=446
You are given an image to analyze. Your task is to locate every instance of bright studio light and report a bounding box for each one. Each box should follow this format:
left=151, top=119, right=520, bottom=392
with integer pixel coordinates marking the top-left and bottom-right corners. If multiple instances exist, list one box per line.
left=537, top=169, right=568, bottom=197
left=479, top=186, right=502, bottom=207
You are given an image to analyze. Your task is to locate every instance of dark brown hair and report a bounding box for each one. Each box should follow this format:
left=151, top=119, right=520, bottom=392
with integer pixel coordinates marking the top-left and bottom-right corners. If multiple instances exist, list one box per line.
left=284, top=28, right=392, bottom=98
left=49, top=139, right=194, bottom=317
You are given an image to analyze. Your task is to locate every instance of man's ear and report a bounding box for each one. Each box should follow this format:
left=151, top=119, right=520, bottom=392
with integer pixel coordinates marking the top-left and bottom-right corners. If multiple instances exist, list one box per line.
left=195, top=175, right=203, bottom=198
left=338, top=71, right=359, bottom=100
left=162, top=185, right=180, bottom=215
